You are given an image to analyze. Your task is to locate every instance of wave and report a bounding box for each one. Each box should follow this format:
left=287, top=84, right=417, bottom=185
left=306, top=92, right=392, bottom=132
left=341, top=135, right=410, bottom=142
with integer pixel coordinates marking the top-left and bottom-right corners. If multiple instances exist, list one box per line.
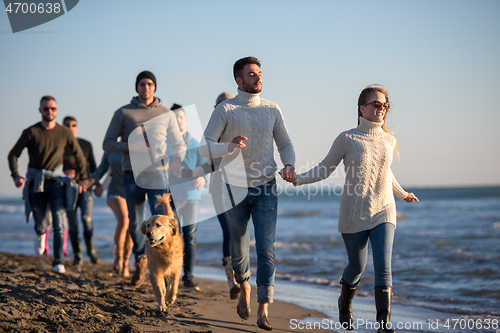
left=275, top=272, right=332, bottom=285
left=277, top=208, right=338, bottom=218
left=0, top=205, right=24, bottom=213
left=275, top=241, right=313, bottom=250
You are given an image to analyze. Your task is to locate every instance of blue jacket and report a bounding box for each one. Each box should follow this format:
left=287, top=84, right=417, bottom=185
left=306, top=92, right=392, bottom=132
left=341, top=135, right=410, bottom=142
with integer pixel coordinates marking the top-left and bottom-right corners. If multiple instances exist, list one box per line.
left=168, top=133, right=207, bottom=201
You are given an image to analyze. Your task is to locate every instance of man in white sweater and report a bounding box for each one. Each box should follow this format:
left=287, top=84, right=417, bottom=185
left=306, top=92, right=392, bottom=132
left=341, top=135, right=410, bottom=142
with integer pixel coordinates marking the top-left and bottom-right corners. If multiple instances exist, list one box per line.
left=200, top=57, right=296, bottom=330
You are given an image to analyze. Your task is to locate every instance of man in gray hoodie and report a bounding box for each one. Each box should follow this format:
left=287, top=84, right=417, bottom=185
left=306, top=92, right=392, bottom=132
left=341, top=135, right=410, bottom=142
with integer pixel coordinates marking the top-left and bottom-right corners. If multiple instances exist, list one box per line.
left=103, top=71, right=186, bottom=286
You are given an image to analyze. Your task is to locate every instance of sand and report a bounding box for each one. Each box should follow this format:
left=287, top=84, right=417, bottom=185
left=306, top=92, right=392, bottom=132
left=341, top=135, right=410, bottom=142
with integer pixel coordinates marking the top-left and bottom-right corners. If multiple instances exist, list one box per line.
left=0, top=252, right=329, bottom=332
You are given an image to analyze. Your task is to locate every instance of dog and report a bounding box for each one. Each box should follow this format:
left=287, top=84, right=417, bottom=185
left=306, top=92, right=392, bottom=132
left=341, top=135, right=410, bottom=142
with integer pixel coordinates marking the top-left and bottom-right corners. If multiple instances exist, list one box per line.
left=140, top=193, right=183, bottom=311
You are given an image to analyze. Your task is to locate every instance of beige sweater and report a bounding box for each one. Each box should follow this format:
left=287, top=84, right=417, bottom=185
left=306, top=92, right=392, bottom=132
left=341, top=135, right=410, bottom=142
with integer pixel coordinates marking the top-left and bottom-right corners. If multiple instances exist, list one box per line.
left=200, top=89, right=295, bottom=188
left=296, top=117, right=408, bottom=233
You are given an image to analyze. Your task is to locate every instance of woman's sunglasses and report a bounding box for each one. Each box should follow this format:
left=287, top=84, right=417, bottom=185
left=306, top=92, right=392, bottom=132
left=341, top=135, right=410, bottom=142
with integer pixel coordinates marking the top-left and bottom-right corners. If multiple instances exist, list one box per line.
left=364, top=101, right=390, bottom=109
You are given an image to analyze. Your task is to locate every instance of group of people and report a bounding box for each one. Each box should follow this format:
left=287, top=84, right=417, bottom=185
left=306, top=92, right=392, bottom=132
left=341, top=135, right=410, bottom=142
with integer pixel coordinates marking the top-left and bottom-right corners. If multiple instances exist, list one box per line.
left=8, top=56, right=418, bottom=333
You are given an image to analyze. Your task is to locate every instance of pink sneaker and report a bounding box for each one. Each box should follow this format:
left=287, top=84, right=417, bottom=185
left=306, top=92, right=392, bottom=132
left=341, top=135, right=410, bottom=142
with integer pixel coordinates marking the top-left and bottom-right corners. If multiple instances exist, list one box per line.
left=63, top=228, right=69, bottom=256
left=44, top=229, right=50, bottom=255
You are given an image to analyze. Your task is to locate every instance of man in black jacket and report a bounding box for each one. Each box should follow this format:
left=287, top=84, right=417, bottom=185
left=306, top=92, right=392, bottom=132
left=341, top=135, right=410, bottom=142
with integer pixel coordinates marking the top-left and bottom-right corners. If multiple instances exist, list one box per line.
left=63, top=116, right=99, bottom=266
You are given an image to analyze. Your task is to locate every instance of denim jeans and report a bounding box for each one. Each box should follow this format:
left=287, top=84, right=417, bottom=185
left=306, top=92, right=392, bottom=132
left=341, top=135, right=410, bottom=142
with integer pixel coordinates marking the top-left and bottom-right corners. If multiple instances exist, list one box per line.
left=122, top=172, right=168, bottom=259
left=171, top=199, right=198, bottom=282
left=67, top=189, right=93, bottom=241
left=29, top=181, right=67, bottom=266
left=212, top=194, right=231, bottom=258
left=226, top=178, right=278, bottom=303
left=341, top=222, right=395, bottom=287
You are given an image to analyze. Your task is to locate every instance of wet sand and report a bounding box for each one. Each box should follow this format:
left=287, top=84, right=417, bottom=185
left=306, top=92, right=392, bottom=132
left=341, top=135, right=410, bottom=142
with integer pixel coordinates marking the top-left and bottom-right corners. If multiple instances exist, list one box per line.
left=0, top=252, right=329, bottom=332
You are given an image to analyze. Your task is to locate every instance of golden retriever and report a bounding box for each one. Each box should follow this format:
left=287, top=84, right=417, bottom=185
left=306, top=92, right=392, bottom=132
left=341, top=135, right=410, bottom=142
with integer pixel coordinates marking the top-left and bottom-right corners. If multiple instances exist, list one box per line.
left=141, top=193, right=183, bottom=311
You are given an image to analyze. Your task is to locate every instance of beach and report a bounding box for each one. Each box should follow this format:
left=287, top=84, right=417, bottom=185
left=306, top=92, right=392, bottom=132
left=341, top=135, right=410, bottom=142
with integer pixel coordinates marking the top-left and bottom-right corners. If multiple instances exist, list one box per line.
left=0, top=251, right=328, bottom=333
left=1, top=186, right=500, bottom=332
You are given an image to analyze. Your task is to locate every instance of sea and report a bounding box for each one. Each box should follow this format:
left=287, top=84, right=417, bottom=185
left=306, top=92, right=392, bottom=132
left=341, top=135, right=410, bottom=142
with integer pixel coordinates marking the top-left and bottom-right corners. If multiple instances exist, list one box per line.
left=1, top=185, right=499, bottom=332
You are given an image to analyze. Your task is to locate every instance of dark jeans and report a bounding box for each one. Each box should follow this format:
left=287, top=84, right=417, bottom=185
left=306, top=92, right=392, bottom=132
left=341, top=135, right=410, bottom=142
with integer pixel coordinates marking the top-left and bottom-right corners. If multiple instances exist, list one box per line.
left=29, top=181, right=66, bottom=266
left=226, top=178, right=278, bottom=303
left=171, top=199, right=198, bottom=282
left=341, top=222, right=395, bottom=287
left=122, top=172, right=168, bottom=260
left=67, top=189, right=93, bottom=241
left=212, top=195, right=231, bottom=258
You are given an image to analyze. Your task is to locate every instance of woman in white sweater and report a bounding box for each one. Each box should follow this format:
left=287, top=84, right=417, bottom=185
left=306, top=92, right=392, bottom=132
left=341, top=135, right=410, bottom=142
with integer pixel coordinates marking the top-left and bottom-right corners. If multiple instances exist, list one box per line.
left=293, top=85, right=418, bottom=333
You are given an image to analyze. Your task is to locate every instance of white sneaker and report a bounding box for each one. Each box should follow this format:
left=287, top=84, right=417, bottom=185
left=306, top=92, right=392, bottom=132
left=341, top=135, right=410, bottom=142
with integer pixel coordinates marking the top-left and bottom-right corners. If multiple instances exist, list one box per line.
left=53, top=264, right=66, bottom=274
left=34, top=233, right=46, bottom=255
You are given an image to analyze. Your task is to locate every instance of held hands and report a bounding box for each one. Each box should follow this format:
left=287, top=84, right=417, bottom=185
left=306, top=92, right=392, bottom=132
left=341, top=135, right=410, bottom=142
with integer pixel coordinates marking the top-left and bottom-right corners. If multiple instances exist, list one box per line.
left=278, top=165, right=297, bottom=184
left=14, top=176, right=26, bottom=188
left=404, top=192, right=419, bottom=203
left=79, top=179, right=91, bottom=193
left=93, top=184, right=103, bottom=197
left=228, top=135, right=248, bottom=153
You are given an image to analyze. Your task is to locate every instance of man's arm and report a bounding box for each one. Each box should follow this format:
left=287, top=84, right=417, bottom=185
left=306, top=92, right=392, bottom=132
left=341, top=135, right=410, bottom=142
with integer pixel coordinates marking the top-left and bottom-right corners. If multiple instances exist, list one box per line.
left=103, top=110, right=128, bottom=153
left=8, top=131, right=27, bottom=179
left=8, top=129, right=29, bottom=186
left=199, top=106, right=234, bottom=158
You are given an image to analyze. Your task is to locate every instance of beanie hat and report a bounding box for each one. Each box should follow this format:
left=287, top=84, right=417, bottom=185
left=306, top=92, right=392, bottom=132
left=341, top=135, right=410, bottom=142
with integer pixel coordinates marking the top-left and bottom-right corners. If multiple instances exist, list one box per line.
left=215, top=92, right=235, bottom=106
left=171, top=103, right=182, bottom=111
left=136, top=71, right=156, bottom=93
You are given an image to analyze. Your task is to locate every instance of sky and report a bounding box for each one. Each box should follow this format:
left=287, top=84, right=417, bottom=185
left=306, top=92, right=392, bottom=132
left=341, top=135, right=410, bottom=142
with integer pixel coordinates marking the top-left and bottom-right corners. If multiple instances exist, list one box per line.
left=1, top=0, right=499, bottom=198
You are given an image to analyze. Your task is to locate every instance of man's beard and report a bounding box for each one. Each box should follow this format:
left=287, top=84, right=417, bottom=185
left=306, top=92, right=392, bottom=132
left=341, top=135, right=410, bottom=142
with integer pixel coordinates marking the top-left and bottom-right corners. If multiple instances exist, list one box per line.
left=242, top=81, right=262, bottom=94
left=42, top=114, right=55, bottom=122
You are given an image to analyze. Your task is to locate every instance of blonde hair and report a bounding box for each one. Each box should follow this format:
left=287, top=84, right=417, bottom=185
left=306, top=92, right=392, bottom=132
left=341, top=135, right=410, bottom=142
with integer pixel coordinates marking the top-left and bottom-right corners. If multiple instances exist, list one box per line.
left=357, top=84, right=399, bottom=159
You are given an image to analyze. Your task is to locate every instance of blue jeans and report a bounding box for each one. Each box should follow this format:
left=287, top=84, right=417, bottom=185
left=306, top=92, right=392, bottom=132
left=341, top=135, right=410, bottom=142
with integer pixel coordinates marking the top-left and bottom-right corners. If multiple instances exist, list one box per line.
left=171, top=200, right=198, bottom=282
left=29, top=181, right=67, bottom=266
left=212, top=195, right=231, bottom=259
left=341, top=222, right=395, bottom=287
left=67, top=189, right=93, bottom=240
left=226, top=178, right=278, bottom=303
left=122, top=172, right=168, bottom=260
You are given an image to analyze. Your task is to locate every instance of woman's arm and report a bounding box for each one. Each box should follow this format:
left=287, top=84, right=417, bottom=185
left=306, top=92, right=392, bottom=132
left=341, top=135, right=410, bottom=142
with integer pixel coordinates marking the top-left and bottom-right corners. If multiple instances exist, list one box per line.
left=295, top=133, right=347, bottom=186
left=90, top=152, right=110, bottom=184
left=391, top=169, right=418, bottom=202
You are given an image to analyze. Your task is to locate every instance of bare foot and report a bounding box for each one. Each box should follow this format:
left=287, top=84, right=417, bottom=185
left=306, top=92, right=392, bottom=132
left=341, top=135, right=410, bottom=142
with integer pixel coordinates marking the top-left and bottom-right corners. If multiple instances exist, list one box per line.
left=236, top=282, right=251, bottom=320
left=257, top=302, right=272, bottom=330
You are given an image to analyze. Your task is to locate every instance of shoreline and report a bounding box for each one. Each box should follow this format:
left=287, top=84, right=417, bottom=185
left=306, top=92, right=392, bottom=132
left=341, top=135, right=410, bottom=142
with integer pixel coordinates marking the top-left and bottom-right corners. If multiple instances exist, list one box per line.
left=0, top=252, right=329, bottom=332
left=2, top=254, right=499, bottom=333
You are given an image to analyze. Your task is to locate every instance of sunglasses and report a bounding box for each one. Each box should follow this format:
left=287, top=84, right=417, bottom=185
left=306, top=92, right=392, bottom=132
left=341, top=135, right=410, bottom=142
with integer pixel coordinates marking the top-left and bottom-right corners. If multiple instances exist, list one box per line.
left=42, top=107, right=57, bottom=111
left=64, top=123, right=77, bottom=128
left=364, top=101, right=390, bottom=109
left=139, top=82, right=155, bottom=87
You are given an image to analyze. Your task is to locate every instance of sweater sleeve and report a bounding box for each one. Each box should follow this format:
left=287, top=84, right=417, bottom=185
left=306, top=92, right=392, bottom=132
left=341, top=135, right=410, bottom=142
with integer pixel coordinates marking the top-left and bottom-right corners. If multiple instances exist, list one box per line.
left=91, top=152, right=110, bottom=182
left=273, top=106, right=295, bottom=167
left=199, top=106, right=231, bottom=159
left=7, top=129, right=29, bottom=179
left=103, top=110, right=128, bottom=153
left=391, top=169, right=408, bottom=200
left=296, top=133, right=347, bottom=185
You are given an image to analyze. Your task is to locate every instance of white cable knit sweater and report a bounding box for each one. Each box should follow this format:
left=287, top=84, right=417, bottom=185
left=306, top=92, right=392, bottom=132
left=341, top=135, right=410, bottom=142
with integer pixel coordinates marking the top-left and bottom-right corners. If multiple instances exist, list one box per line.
left=296, top=117, right=408, bottom=233
left=200, top=89, right=295, bottom=188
